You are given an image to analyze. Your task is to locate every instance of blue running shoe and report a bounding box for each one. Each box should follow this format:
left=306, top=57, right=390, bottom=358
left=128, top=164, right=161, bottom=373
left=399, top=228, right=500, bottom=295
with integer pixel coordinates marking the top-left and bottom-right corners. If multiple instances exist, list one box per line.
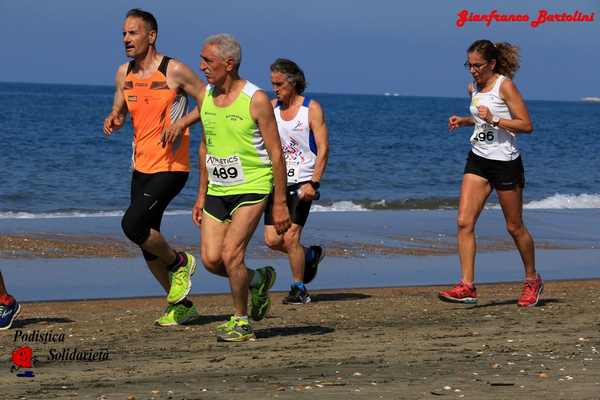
left=0, top=296, right=21, bottom=330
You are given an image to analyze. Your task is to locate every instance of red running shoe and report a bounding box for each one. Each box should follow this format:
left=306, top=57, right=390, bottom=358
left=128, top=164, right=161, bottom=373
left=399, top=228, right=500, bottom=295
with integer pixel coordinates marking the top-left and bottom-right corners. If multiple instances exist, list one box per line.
left=517, top=274, right=544, bottom=307
left=438, top=281, right=477, bottom=304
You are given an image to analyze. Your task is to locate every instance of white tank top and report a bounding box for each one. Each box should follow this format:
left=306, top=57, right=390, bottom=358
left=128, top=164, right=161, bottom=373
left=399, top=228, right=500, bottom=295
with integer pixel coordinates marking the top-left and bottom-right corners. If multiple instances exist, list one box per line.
left=274, top=97, right=317, bottom=185
left=469, top=75, right=519, bottom=161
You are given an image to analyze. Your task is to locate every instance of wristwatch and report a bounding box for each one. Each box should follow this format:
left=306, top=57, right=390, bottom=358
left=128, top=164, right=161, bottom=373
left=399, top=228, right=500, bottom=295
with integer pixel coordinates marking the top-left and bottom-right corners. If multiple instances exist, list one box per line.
left=491, top=115, right=500, bottom=127
left=309, top=180, right=320, bottom=190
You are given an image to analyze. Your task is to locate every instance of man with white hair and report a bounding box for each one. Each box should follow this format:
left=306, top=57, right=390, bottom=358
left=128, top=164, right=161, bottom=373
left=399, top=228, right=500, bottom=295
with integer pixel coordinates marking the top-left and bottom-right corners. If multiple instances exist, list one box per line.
left=192, top=34, right=291, bottom=342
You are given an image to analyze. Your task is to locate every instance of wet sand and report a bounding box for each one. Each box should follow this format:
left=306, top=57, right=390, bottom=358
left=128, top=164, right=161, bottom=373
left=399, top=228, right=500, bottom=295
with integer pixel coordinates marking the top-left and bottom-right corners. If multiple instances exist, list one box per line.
left=1, top=280, right=600, bottom=399
left=0, top=232, right=580, bottom=260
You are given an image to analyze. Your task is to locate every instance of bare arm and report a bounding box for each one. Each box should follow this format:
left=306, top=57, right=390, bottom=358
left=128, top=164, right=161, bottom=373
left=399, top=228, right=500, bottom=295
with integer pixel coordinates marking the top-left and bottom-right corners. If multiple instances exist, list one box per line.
left=297, top=100, right=329, bottom=201
left=103, top=64, right=128, bottom=135
left=448, top=84, right=475, bottom=132
left=498, top=79, right=533, bottom=134
left=192, top=128, right=209, bottom=227
left=308, top=100, right=329, bottom=182
left=251, top=90, right=291, bottom=234
left=161, top=60, right=207, bottom=145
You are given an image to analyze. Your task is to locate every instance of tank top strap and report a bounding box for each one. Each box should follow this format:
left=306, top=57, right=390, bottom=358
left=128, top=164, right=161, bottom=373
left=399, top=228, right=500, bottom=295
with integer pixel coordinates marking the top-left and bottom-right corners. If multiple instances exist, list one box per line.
left=126, top=60, right=135, bottom=75
left=158, top=56, right=171, bottom=76
left=492, top=75, right=505, bottom=96
left=242, top=81, right=260, bottom=98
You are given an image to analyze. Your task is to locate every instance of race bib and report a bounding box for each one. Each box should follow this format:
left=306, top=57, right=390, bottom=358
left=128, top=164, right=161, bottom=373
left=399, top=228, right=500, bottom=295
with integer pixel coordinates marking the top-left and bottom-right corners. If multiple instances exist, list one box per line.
left=206, top=154, right=245, bottom=186
left=286, top=160, right=300, bottom=184
left=471, top=123, right=495, bottom=144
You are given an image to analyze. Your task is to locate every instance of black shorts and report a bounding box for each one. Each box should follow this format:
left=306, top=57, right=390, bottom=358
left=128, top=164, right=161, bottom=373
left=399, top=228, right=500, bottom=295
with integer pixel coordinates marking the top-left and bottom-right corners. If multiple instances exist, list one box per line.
left=464, top=151, right=525, bottom=190
left=264, top=182, right=312, bottom=227
left=204, top=193, right=268, bottom=223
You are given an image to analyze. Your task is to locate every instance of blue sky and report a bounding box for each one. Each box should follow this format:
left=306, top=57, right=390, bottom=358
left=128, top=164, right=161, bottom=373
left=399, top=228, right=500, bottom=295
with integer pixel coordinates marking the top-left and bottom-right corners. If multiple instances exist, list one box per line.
left=0, top=0, right=598, bottom=100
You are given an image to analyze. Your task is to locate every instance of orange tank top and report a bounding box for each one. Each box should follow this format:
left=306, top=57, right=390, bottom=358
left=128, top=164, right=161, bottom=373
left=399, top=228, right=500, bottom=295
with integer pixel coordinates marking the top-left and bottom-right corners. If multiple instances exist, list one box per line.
left=123, top=56, right=190, bottom=173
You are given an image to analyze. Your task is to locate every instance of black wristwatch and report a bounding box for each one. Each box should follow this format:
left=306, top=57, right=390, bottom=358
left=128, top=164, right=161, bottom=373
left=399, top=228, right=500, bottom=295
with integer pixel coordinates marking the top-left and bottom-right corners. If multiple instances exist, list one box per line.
left=309, top=180, right=320, bottom=190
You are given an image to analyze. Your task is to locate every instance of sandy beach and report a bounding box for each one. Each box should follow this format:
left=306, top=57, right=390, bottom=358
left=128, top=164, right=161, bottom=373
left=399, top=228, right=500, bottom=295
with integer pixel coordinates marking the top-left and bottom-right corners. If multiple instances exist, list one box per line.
left=1, top=210, right=599, bottom=398
left=1, top=280, right=599, bottom=399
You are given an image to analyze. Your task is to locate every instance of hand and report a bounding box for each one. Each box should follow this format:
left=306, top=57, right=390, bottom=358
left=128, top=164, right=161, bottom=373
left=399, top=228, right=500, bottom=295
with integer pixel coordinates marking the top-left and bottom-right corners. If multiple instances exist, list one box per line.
left=448, top=115, right=462, bottom=132
left=298, top=183, right=317, bottom=201
left=160, top=120, right=185, bottom=147
left=271, top=202, right=291, bottom=235
left=103, top=111, right=125, bottom=135
left=477, top=106, right=493, bottom=123
left=192, top=198, right=204, bottom=227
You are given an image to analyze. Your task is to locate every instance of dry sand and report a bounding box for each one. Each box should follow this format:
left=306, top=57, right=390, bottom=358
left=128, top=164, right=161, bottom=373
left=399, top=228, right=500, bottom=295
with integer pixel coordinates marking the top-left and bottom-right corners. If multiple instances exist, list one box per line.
left=1, top=280, right=600, bottom=399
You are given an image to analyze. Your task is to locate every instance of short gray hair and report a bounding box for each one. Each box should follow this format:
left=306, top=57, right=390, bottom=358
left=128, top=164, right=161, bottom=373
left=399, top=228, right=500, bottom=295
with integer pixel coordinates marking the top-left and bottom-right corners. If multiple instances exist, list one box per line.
left=204, top=33, right=242, bottom=69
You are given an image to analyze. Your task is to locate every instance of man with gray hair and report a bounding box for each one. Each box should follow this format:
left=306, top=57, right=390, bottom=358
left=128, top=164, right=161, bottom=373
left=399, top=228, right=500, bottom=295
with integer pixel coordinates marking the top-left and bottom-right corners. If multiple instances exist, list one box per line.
left=191, top=34, right=291, bottom=342
left=264, top=58, right=329, bottom=305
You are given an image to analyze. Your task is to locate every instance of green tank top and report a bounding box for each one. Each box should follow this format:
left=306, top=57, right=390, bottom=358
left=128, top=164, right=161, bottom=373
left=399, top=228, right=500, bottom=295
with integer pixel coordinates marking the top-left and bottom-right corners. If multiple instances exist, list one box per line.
left=200, top=81, right=273, bottom=196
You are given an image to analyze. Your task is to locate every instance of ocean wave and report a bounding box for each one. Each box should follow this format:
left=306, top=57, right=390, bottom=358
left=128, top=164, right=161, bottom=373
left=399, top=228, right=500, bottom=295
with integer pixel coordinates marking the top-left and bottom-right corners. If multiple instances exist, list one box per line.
left=311, top=201, right=369, bottom=212
left=524, top=193, right=600, bottom=209
left=0, top=210, right=192, bottom=219
left=2, top=193, right=599, bottom=219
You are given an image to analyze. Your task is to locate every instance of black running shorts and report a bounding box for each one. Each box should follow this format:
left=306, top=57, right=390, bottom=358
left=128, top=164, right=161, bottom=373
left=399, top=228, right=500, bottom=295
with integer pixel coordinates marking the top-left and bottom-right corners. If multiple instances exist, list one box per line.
left=203, top=193, right=268, bottom=223
left=264, top=182, right=313, bottom=227
left=464, top=151, right=525, bottom=190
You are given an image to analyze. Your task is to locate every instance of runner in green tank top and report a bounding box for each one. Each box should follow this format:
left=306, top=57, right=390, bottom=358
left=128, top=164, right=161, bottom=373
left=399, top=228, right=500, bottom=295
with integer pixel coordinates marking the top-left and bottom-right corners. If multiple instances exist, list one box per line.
left=191, top=34, right=291, bottom=342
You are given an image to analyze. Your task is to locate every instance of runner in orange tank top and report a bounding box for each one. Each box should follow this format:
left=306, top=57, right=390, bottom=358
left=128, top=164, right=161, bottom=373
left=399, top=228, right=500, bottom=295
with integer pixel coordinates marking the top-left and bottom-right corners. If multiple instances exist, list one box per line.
left=103, top=9, right=205, bottom=326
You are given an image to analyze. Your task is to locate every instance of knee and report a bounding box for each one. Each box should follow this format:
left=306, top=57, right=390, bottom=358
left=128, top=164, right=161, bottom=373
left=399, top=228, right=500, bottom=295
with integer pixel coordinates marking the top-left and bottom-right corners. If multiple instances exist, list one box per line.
left=506, top=222, right=525, bottom=237
left=457, top=215, right=475, bottom=233
left=121, top=210, right=149, bottom=245
left=264, top=230, right=283, bottom=250
left=201, top=251, right=222, bottom=273
left=282, top=229, right=301, bottom=250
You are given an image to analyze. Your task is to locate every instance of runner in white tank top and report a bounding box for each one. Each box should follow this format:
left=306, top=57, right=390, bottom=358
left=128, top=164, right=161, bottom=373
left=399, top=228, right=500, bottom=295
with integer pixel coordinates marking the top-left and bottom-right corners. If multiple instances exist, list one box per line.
left=264, top=58, right=330, bottom=305
left=438, top=40, right=543, bottom=308
left=274, top=97, right=318, bottom=184
left=469, top=74, right=519, bottom=161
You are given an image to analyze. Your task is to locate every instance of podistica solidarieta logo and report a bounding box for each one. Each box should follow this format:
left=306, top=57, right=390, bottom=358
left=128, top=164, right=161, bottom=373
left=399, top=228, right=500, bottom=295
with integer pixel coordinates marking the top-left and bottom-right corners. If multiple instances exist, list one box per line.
left=9, top=330, right=110, bottom=378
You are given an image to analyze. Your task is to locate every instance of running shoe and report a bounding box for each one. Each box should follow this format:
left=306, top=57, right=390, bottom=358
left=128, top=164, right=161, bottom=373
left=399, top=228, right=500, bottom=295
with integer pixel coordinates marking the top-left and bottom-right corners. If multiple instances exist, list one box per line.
left=517, top=274, right=544, bottom=307
left=216, top=316, right=255, bottom=342
left=249, top=266, right=276, bottom=321
left=282, top=285, right=311, bottom=305
left=0, top=296, right=21, bottom=330
left=155, top=303, right=199, bottom=326
left=303, top=245, right=324, bottom=284
left=167, top=252, right=197, bottom=304
left=438, top=281, right=478, bottom=304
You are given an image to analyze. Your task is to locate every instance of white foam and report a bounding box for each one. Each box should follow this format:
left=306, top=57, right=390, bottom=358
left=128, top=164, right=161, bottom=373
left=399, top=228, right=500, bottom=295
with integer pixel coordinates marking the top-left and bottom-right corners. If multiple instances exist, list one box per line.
left=311, top=201, right=369, bottom=212
left=524, top=193, right=600, bottom=209
left=0, top=210, right=192, bottom=219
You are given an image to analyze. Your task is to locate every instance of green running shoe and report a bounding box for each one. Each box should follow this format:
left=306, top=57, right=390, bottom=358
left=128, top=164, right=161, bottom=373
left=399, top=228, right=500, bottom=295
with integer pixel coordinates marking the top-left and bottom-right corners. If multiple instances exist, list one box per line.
left=216, top=316, right=255, bottom=342
left=167, top=252, right=197, bottom=304
left=249, top=266, right=276, bottom=321
left=155, top=303, right=199, bottom=327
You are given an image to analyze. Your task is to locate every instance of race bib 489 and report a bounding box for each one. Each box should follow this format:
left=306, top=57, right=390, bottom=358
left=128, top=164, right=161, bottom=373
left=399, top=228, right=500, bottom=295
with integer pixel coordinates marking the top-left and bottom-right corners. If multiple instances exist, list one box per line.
left=206, top=154, right=245, bottom=185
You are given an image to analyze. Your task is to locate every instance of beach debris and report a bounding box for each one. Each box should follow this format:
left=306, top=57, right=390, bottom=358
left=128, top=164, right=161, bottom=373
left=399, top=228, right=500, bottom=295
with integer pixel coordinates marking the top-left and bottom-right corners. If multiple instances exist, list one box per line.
left=127, top=396, right=136, bottom=400
left=353, top=372, right=363, bottom=376
left=443, top=385, right=452, bottom=390
left=488, top=382, right=515, bottom=386
left=538, top=373, right=549, bottom=379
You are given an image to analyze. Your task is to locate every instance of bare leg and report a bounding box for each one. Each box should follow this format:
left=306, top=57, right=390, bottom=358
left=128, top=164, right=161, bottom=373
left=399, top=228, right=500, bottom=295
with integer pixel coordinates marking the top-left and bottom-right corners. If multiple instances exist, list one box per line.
left=145, top=259, right=171, bottom=293
left=201, top=213, right=229, bottom=278
left=141, top=229, right=178, bottom=266
left=497, top=186, right=537, bottom=279
left=222, top=202, right=266, bottom=316
left=0, top=271, right=8, bottom=296
left=457, top=174, right=492, bottom=284
left=265, top=224, right=305, bottom=282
